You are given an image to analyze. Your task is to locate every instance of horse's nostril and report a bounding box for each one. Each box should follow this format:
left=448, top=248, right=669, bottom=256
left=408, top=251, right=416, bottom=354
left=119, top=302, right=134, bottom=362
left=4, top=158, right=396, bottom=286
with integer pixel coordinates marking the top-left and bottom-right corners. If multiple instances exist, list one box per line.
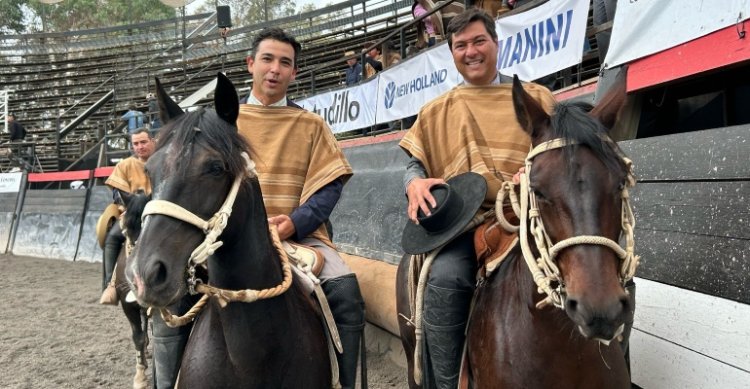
left=155, top=261, right=168, bottom=285
left=146, top=260, right=169, bottom=288
left=566, top=298, right=578, bottom=313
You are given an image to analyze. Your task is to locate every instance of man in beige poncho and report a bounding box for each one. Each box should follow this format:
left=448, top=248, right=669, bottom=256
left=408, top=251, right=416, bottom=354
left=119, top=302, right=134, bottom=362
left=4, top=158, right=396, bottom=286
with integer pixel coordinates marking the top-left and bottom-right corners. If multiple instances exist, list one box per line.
left=399, top=9, right=557, bottom=388
left=99, top=129, right=155, bottom=305
left=237, top=27, right=366, bottom=389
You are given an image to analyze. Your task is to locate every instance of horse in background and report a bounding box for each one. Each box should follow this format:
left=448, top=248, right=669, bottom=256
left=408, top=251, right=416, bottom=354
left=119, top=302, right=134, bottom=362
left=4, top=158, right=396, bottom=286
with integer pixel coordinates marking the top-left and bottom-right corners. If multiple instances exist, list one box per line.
left=126, top=73, right=331, bottom=388
left=396, top=75, right=636, bottom=388
left=101, top=191, right=150, bottom=389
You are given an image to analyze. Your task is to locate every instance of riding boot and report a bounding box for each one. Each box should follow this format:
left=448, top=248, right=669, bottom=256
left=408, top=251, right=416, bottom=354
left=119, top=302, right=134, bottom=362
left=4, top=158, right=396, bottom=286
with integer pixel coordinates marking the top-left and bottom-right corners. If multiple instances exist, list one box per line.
left=151, top=304, right=193, bottom=389
left=322, top=273, right=366, bottom=389
left=422, top=284, right=473, bottom=389
left=100, top=224, right=124, bottom=305
left=621, top=280, right=636, bottom=378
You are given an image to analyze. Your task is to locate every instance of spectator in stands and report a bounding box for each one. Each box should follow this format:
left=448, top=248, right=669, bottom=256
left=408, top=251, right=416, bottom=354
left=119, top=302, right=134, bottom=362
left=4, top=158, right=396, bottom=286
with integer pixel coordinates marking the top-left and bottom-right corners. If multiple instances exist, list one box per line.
left=121, top=104, right=145, bottom=134
left=146, top=93, right=161, bottom=131
left=7, top=114, right=26, bottom=142
left=593, top=0, right=617, bottom=64
left=99, top=127, right=155, bottom=308
left=382, top=40, right=402, bottom=69
left=413, top=0, right=439, bottom=48
left=363, top=41, right=383, bottom=78
left=344, top=50, right=362, bottom=86
left=399, top=9, right=558, bottom=388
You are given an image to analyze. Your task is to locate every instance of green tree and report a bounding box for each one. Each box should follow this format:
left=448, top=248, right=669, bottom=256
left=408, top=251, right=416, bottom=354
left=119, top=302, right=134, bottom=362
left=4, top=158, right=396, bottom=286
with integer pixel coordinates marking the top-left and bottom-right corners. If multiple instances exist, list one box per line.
left=0, top=0, right=27, bottom=34
left=20, top=0, right=176, bottom=33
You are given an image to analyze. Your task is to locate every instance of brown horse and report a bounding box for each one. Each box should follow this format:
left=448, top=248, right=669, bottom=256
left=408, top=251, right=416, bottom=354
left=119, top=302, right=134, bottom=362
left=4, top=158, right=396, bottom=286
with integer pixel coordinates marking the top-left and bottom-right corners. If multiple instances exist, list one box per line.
left=125, top=73, right=331, bottom=388
left=397, top=76, right=635, bottom=388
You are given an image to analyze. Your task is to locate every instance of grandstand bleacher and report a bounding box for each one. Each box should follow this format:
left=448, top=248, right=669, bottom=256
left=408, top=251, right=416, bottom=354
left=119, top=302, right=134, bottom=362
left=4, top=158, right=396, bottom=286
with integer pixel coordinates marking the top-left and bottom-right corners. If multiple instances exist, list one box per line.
left=0, top=0, right=605, bottom=173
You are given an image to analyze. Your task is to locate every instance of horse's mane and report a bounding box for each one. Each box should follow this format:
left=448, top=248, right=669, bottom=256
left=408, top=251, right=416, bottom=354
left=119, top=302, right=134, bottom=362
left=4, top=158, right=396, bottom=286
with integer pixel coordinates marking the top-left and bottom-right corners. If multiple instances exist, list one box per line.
left=550, top=101, right=626, bottom=177
left=155, top=107, right=251, bottom=179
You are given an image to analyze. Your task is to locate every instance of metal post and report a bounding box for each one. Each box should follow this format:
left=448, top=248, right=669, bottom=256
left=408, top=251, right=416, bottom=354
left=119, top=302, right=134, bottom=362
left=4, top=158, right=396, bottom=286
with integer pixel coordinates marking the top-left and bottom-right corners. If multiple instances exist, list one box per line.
left=311, top=72, right=316, bottom=95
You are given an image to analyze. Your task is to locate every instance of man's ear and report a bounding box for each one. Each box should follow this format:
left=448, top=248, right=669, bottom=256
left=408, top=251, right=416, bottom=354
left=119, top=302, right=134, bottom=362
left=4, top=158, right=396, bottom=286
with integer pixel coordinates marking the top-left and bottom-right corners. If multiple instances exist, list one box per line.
left=246, top=56, right=254, bottom=75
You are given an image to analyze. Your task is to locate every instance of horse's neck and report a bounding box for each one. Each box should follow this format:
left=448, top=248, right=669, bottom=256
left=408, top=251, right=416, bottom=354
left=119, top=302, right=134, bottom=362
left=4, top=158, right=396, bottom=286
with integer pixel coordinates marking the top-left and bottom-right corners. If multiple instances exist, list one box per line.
left=207, top=182, right=282, bottom=291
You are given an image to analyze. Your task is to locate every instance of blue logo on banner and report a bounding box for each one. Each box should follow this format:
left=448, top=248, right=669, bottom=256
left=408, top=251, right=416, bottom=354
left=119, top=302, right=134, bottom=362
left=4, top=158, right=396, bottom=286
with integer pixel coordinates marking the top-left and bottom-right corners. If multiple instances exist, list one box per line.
left=384, top=81, right=396, bottom=109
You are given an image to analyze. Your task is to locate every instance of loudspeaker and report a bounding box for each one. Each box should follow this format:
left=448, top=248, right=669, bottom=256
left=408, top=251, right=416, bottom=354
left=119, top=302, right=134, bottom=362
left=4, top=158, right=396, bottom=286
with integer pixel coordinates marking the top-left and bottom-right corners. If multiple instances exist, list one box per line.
left=217, top=5, right=232, bottom=28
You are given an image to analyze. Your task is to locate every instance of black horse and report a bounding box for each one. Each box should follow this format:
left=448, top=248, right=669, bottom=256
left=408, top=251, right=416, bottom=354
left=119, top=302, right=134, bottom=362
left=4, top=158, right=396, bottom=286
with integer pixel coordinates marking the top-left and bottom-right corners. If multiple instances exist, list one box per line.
left=126, top=73, right=331, bottom=388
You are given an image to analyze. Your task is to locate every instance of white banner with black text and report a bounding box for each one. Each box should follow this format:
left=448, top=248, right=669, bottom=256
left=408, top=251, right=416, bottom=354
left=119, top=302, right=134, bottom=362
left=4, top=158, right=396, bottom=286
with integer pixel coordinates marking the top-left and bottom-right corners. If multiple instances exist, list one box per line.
left=297, top=78, right=378, bottom=134
left=375, top=44, right=462, bottom=123
left=495, top=0, right=590, bottom=81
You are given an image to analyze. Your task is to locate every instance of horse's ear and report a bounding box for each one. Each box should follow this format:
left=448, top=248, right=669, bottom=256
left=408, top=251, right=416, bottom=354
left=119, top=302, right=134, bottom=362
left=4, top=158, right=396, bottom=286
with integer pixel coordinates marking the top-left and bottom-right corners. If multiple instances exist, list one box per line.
left=155, top=77, right=184, bottom=124
left=214, top=72, right=239, bottom=126
left=511, top=75, right=549, bottom=138
left=590, top=67, right=627, bottom=130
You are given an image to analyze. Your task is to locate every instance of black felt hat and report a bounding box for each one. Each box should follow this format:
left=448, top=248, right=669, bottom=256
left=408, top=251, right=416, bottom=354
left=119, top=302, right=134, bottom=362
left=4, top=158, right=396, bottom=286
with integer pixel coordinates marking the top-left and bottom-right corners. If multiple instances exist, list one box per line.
left=401, top=172, right=487, bottom=255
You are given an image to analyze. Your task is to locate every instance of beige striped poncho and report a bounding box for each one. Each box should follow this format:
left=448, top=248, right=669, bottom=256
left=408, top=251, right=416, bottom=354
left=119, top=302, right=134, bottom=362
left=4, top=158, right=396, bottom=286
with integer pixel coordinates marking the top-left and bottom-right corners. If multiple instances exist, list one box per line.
left=105, top=156, right=151, bottom=195
left=237, top=104, right=353, bottom=248
left=399, top=83, right=556, bottom=209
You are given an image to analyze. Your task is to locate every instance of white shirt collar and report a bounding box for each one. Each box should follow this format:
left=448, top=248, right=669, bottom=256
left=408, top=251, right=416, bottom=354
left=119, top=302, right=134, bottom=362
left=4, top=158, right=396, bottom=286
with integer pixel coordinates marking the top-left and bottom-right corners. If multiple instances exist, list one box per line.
left=247, top=89, right=287, bottom=107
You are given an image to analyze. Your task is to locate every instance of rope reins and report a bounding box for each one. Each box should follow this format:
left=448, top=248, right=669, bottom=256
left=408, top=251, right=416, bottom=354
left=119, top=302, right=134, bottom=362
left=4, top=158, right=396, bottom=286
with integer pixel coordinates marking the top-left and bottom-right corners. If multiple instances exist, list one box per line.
left=136, top=151, right=294, bottom=327
left=507, top=138, right=640, bottom=309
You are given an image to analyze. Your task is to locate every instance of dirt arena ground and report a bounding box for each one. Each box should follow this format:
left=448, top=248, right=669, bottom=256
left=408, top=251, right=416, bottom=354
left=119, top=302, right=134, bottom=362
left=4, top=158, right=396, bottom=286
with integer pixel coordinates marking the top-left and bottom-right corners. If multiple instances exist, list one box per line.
left=0, top=254, right=407, bottom=389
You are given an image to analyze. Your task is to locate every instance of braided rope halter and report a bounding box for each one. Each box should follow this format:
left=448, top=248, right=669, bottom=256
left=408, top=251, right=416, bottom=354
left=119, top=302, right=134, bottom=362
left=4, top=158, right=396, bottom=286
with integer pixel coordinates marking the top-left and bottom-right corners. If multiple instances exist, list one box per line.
left=139, top=151, right=293, bottom=327
left=502, top=138, right=640, bottom=309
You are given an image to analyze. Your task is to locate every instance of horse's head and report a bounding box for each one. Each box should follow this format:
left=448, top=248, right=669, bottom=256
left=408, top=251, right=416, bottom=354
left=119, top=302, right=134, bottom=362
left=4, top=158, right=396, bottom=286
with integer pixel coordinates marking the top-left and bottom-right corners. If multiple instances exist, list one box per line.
left=127, top=73, right=253, bottom=308
left=511, top=76, right=636, bottom=342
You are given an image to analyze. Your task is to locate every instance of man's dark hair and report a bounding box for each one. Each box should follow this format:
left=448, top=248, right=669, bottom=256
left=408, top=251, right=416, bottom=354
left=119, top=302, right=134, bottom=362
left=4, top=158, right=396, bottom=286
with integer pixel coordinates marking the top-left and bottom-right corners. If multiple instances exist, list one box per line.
left=363, top=41, right=381, bottom=54
left=131, top=128, right=152, bottom=138
left=249, top=27, right=302, bottom=69
left=128, top=104, right=137, bottom=111
left=446, top=8, right=497, bottom=50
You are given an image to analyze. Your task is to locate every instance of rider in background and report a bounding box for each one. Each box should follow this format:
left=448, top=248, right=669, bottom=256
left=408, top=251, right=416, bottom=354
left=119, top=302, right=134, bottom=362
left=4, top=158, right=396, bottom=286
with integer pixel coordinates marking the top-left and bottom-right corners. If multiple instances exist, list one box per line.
left=99, top=128, right=155, bottom=306
left=399, top=9, right=557, bottom=388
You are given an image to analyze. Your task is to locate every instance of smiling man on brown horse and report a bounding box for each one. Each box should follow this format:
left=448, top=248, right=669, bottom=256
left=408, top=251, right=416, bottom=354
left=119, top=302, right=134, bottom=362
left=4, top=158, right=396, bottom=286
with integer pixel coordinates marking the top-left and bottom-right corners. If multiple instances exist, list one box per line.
left=399, top=8, right=635, bottom=388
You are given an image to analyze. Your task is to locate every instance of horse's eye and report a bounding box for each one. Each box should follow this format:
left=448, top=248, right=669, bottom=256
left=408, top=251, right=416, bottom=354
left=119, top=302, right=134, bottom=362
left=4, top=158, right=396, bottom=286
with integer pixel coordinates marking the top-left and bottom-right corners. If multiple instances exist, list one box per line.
left=207, top=161, right=225, bottom=176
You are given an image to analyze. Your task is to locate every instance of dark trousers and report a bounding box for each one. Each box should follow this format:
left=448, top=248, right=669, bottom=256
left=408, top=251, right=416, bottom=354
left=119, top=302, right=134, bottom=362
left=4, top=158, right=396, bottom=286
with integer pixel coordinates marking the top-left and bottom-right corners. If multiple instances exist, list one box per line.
left=422, top=231, right=476, bottom=389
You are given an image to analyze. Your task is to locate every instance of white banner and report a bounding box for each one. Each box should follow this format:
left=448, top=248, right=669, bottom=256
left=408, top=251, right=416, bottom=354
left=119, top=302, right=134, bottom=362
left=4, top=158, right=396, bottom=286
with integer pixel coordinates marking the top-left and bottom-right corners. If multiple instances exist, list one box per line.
left=298, top=78, right=378, bottom=134
left=375, top=44, right=462, bottom=123
left=605, top=0, right=750, bottom=68
left=0, top=172, right=23, bottom=193
left=495, top=0, right=590, bottom=81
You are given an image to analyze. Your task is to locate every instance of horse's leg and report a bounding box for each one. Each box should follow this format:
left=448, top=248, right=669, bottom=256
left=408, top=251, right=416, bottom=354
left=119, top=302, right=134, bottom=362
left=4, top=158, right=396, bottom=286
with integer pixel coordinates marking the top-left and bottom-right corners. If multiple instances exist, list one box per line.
left=121, top=301, right=149, bottom=389
left=395, top=254, right=420, bottom=389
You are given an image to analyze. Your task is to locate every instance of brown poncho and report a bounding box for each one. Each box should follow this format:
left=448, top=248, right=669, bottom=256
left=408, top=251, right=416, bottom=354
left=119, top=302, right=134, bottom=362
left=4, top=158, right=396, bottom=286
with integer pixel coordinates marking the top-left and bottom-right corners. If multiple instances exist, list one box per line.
left=105, top=156, right=151, bottom=195
left=400, top=83, right=556, bottom=209
left=237, top=105, right=353, bottom=247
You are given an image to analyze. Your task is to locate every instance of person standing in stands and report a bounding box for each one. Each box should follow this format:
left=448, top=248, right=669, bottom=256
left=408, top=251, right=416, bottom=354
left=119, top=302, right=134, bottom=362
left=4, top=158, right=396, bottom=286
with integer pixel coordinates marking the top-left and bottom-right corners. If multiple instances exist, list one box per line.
left=344, top=50, right=362, bottom=86
left=363, top=41, right=383, bottom=78
left=7, top=114, right=26, bottom=141
left=147, top=93, right=161, bottom=132
left=121, top=104, right=145, bottom=134
left=413, top=0, right=440, bottom=48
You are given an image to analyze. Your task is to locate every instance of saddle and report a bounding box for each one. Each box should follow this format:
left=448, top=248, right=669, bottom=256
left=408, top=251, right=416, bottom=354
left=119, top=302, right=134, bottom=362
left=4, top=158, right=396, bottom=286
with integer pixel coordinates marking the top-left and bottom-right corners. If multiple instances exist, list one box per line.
left=282, top=241, right=325, bottom=277
left=473, top=207, right=519, bottom=278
